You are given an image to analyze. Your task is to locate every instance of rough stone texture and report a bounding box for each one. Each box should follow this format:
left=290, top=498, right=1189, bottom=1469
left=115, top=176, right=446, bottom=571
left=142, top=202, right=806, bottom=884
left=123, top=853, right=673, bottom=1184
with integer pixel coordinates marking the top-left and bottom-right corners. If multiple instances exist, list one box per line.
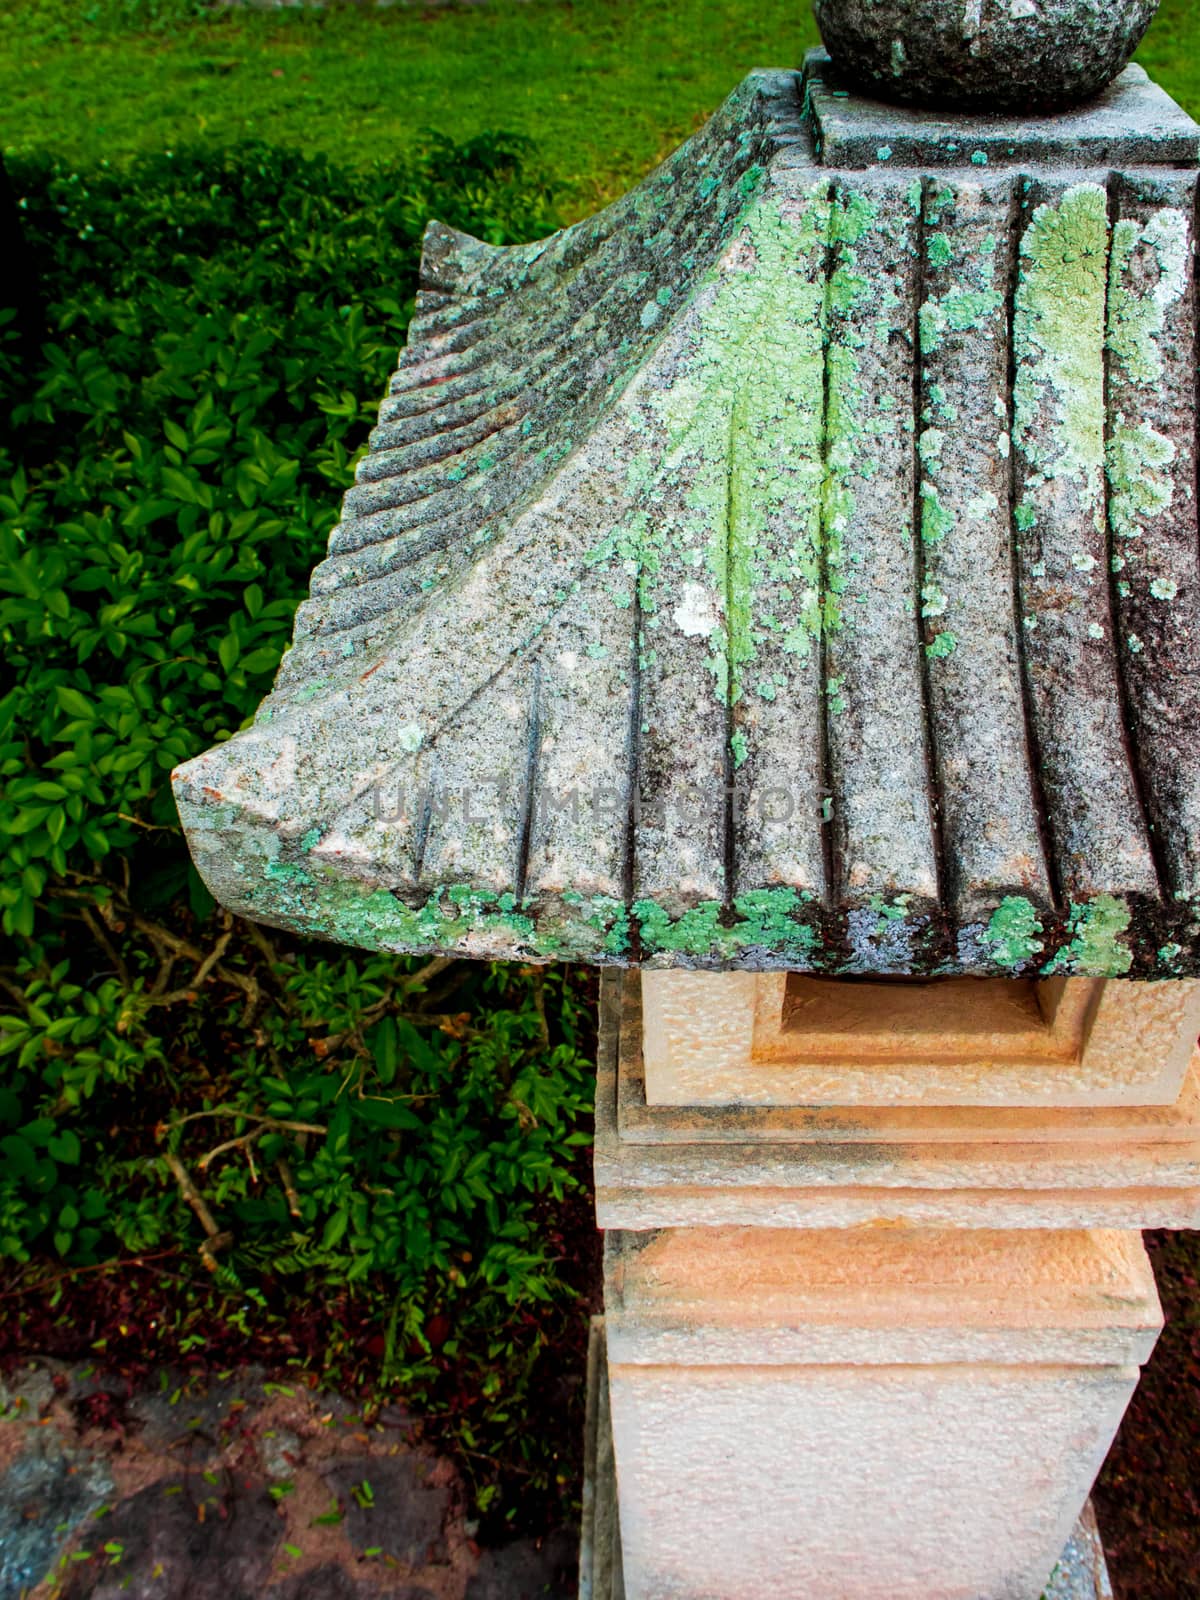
left=604, top=1231, right=1150, bottom=1600
left=173, top=61, right=1200, bottom=978
left=321, top=1456, right=450, bottom=1568
left=814, top=0, right=1159, bottom=113
left=602, top=1226, right=1161, bottom=1369
left=593, top=971, right=1200, bottom=1230
left=581, top=1318, right=1114, bottom=1599
left=57, top=1477, right=283, bottom=1600
left=806, top=53, right=1200, bottom=168
left=639, top=969, right=1200, bottom=1106
left=0, top=1405, right=112, bottom=1597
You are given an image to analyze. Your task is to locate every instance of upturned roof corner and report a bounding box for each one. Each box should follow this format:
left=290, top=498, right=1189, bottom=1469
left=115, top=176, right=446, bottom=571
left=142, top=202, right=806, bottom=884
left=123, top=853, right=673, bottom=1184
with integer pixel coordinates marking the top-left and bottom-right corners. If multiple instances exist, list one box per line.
left=174, top=54, right=1200, bottom=978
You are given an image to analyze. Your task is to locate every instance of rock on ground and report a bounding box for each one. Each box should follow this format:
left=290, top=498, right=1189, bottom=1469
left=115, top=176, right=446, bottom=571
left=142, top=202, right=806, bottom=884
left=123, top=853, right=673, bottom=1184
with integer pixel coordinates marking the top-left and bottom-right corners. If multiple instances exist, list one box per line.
left=0, top=1361, right=574, bottom=1600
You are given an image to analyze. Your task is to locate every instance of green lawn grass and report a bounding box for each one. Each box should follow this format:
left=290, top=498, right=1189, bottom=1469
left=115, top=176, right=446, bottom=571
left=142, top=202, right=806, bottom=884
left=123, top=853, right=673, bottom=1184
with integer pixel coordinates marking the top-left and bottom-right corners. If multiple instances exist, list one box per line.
left=5, top=0, right=1197, bottom=218
left=0, top=0, right=819, bottom=215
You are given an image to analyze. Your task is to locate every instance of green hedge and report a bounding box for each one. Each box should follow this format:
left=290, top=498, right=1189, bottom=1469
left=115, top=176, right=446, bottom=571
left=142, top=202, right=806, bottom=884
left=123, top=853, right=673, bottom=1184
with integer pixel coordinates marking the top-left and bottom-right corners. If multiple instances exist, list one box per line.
left=1, top=135, right=556, bottom=949
left=0, top=137, right=588, bottom=1515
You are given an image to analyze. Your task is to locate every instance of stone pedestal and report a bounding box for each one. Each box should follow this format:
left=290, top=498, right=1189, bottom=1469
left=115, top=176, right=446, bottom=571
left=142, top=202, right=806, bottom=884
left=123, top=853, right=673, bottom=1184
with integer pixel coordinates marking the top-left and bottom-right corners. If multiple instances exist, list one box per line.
left=605, top=1229, right=1154, bottom=1600
left=590, top=970, right=1200, bottom=1599
left=580, top=1317, right=1119, bottom=1600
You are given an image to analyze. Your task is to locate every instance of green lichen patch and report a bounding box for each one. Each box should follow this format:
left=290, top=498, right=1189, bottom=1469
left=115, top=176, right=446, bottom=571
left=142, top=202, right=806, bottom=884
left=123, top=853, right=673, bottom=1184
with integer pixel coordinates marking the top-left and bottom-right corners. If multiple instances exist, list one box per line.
left=980, top=895, right=1045, bottom=969
left=920, top=482, right=954, bottom=544
left=1013, top=184, right=1109, bottom=514
left=1158, top=941, right=1184, bottom=972
left=635, top=886, right=819, bottom=962
left=1107, top=419, right=1176, bottom=544
left=1046, top=894, right=1134, bottom=976
left=868, top=892, right=912, bottom=938
left=1107, top=207, right=1190, bottom=387
left=920, top=286, right=1003, bottom=354
left=617, top=177, right=836, bottom=726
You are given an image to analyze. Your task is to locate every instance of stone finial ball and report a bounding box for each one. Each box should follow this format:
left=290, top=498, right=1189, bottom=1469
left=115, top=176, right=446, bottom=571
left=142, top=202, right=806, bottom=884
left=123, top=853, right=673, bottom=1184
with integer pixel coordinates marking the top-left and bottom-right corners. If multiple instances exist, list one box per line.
left=814, top=0, right=1161, bottom=112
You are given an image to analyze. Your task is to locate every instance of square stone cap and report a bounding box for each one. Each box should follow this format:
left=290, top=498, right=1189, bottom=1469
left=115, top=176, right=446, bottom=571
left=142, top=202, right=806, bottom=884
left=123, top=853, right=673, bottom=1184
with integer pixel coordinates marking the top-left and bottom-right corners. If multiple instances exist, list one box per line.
left=806, top=48, right=1200, bottom=169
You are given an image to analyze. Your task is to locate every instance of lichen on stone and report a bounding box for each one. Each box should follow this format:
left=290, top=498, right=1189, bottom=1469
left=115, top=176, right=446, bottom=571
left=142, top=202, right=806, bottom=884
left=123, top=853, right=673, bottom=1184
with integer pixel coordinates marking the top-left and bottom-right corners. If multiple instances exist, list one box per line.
left=1013, top=184, right=1109, bottom=518
left=1046, top=894, right=1134, bottom=976
left=627, top=175, right=837, bottom=726
left=635, top=886, right=818, bottom=962
left=1107, top=418, right=1176, bottom=544
left=980, top=895, right=1045, bottom=969
left=1107, top=207, right=1189, bottom=387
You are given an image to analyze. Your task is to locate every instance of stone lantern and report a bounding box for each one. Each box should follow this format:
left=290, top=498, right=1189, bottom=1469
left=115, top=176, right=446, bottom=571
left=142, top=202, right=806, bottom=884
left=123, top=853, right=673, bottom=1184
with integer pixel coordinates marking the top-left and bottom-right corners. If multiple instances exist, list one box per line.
left=175, top=3, right=1200, bottom=1593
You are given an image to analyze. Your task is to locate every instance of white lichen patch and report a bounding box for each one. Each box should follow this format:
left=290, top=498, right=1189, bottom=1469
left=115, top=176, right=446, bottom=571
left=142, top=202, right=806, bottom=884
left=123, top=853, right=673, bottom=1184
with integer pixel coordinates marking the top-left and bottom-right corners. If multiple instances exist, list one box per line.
left=966, top=491, right=999, bottom=520
left=673, top=581, right=720, bottom=637
left=1107, top=207, right=1189, bottom=387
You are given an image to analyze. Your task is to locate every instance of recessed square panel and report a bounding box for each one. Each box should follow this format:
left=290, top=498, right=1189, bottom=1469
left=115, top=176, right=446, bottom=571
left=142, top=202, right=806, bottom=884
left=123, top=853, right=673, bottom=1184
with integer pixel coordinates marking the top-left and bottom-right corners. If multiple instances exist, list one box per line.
left=641, top=970, right=1200, bottom=1108
left=775, top=974, right=1092, bottom=1065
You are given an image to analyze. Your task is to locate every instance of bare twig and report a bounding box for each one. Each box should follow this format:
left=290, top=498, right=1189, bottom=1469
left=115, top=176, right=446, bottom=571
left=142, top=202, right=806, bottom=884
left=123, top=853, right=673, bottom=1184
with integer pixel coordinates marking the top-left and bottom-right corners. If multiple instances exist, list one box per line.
left=79, top=904, right=130, bottom=988
left=145, top=950, right=178, bottom=1002
left=116, top=812, right=177, bottom=833
left=196, top=1118, right=326, bottom=1171
left=402, top=955, right=457, bottom=992
left=163, top=1152, right=230, bottom=1272
left=0, top=972, right=27, bottom=1011
left=531, top=969, right=550, bottom=1049
left=277, top=1157, right=302, bottom=1219
left=190, top=927, right=233, bottom=990
left=129, top=916, right=203, bottom=963
left=242, top=920, right=283, bottom=973
left=314, top=1007, right=478, bottom=1061
left=0, top=1250, right=183, bottom=1304
left=412, top=965, right=473, bottom=1014
left=164, top=1108, right=326, bottom=1137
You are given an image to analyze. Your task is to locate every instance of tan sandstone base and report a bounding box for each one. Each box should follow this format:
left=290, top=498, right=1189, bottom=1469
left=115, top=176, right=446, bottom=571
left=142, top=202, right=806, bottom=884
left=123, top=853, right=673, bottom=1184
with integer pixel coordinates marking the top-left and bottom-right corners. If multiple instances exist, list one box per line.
left=598, top=1226, right=1158, bottom=1600
left=579, top=1320, right=1115, bottom=1600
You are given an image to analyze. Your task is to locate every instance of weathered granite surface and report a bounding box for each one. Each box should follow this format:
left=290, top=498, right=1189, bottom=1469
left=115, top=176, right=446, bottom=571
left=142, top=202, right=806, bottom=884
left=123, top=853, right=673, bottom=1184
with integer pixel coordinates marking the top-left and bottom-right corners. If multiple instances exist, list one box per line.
left=814, top=0, right=1159, bottom=113
left=174, top=60, right=1200, bottom=976
left=806, top=52, right=1200, bottom=169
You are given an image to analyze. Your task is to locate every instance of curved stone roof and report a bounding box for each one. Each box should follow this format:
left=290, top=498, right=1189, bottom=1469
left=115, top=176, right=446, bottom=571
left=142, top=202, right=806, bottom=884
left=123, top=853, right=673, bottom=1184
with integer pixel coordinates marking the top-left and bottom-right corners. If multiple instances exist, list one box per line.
left=174, top=58, right=1200, bottom=976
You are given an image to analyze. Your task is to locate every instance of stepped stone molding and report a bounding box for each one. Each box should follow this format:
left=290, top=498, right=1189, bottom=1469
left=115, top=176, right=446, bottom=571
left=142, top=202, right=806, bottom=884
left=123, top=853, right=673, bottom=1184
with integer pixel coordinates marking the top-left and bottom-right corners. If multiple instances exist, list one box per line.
left=174, top=61, right=1200, bottom=977
left=594, top=972, right=1200, bottom=1230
